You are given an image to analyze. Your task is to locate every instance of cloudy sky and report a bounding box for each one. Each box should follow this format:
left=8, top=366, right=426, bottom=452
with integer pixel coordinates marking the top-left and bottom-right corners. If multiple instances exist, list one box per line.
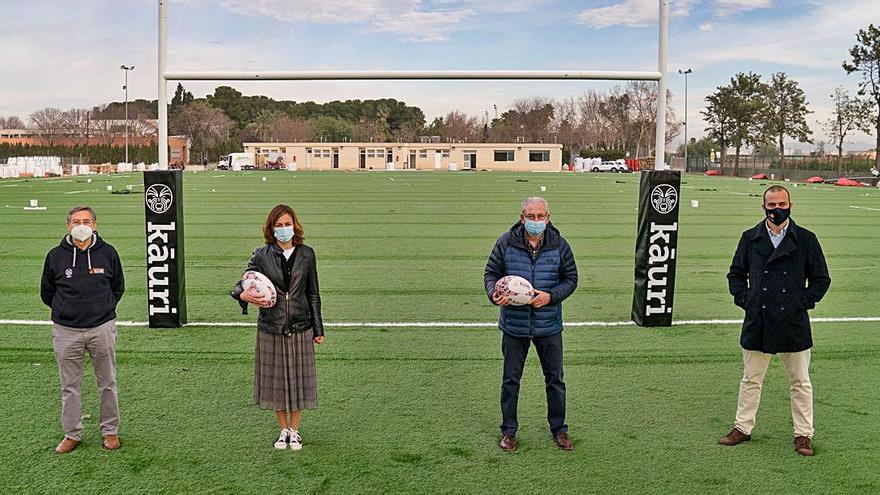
left=2, top=0, right=878, bottom=149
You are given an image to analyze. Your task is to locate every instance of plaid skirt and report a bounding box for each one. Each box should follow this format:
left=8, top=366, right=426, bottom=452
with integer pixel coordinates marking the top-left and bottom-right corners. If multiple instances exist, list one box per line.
left=254, top=329, right=318, bottom=411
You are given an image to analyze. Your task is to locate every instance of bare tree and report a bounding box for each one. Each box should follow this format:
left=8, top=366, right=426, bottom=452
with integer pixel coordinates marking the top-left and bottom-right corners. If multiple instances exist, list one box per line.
left=29, top=107, right=65, bottom=146
left=0, top=116, right=26, bottom=129
left=62, top=108, right=92, bottom=143
left=575, top=90, right=605, bottom=150
left=761, top=72, right=812, bottom=176
left=598, top=87, right=631, bottom=151
left=131, top=116, right=158, bottom=137
left=243, top=110, right=283, bottom=142
left=552, top=97, right=579, bottom=164
left=170, top=101, right=233, bottom=163
left=436, top=111, right=481, bottom=142
left=629, top=82, right=655, bottom=159
left=513, top=97, right=555, bottom=142
left=843, top=23, right=880, bottom=167
left=822, top=86, right=871, bottom=172
left=269, top=117, right=313, bottom=142
left=392, top=121, right=423, bottom=143
left=351, top=118, right=388, bottom=142
left=87, top=105, right=118, bottom=145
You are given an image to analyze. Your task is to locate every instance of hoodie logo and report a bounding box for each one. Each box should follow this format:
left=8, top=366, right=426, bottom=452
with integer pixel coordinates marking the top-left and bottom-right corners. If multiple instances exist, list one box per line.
left=65, top=268, right=73, bottom=279
left=145, top=184, right=173, bottom=214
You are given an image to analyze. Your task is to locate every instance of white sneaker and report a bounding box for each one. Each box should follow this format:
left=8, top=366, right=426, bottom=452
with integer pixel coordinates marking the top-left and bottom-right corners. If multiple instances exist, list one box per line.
left=273, top=429, right=290, bottom=449
left=289, top=430, right=302, bottom=451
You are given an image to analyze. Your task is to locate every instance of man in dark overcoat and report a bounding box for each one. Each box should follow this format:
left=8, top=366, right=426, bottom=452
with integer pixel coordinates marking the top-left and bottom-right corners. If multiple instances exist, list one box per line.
left=718, top=185, right=831, bottom=456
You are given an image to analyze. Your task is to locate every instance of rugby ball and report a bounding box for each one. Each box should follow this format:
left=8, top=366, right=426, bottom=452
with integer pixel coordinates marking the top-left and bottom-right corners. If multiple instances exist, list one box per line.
left=494, top=275, right=534, bottom=306
left=241, top=271, right=277, bottom=307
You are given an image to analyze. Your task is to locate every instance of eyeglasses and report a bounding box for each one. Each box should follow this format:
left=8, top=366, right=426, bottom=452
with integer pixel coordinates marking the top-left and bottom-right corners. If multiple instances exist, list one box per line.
left=523, top=214, right=548, bottom=221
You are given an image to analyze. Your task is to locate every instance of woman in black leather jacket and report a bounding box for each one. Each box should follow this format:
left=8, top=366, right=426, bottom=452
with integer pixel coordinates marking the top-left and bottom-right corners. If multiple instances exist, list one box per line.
left=231, top=204, right=324, bottom=451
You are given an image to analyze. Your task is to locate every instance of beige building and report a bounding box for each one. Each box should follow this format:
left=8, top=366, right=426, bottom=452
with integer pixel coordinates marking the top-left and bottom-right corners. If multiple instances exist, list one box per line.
left=242, top=142, right=563, bottom=172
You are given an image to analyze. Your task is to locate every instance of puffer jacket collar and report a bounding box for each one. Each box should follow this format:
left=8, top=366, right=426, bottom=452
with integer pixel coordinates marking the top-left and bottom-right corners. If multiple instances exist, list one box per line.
left=506, top=221, right=562, bottom=252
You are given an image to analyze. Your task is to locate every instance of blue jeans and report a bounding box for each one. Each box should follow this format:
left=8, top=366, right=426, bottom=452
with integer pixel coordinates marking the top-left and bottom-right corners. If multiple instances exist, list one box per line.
left=500, top=331, right=567, bottom=436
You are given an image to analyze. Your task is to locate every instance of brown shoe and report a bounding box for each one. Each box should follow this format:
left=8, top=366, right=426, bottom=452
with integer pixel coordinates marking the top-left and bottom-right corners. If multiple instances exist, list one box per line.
left=55, top=437, right=80, bottom=454
left=499, top=434, right=516, bottom=452
left=554, top=432, right=574, bottom=451
left=794, top=436, right=814, bottom=456
left=718, top=428, right=751, bottom=446
left=102, top=434, right=121, bottom=450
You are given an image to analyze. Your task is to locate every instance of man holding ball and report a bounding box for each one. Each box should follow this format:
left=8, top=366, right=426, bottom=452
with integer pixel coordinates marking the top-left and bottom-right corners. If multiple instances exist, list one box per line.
left=484, top=197, right=579, bottom=452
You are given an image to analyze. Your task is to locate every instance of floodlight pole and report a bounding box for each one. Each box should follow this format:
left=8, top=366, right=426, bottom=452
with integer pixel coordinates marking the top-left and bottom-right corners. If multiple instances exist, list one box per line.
left=679, top=68, right=692, bottom=170
left=654, top=0, right=669, bottom=170
left=158, top=0, right=168, bottom=170
left=121, top=65, right=134, bottom=164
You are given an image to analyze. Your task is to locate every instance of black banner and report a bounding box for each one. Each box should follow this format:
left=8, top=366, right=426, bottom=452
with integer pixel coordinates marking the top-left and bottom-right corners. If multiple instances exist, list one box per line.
left=631, top=170, right=681, bottom=327
left=143, top=170, right=187, bottom=327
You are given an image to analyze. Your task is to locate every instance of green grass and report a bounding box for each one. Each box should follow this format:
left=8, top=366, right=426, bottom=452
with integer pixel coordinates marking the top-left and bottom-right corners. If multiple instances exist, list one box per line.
left=0, top=171, right=878, bottom=493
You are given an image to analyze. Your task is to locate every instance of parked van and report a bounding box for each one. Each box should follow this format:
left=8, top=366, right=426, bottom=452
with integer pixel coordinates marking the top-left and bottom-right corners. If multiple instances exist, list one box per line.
left=219, top=152, right=256, bottom=171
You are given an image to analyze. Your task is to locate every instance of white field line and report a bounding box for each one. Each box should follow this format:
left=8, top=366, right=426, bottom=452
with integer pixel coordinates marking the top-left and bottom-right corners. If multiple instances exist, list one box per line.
left=850, top=205, right=880, bottom=211
left=1, top=317, right=878, bottom=328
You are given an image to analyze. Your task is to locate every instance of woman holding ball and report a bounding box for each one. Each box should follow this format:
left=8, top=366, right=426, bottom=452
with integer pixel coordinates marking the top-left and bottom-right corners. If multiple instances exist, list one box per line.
left=231, top=204, right=324, bottom=451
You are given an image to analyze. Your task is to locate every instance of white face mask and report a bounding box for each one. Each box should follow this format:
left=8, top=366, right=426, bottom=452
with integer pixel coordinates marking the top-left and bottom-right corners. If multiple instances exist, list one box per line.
left=71, top=224, right=93, bottom=242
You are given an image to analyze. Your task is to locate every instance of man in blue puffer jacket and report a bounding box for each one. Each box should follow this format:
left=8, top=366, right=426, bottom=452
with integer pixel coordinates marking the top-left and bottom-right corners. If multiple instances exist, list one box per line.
left=484, top=197, right=578, bottom=452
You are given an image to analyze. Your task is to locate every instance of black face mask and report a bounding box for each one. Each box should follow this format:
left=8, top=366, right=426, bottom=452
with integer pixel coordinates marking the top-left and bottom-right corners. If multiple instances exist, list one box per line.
left=765, top=207, right=791, bottom=226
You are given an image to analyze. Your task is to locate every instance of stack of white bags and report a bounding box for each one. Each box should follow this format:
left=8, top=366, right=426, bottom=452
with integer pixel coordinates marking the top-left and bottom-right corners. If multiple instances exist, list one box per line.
left=0, top=156, right=64, bottom=178
left=573, top=157, right=602, bottom=172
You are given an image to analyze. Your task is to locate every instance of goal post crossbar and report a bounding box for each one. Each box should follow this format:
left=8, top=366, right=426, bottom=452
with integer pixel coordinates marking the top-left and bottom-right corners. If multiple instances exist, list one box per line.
left=163, top=70, right=663, bottom=81
left=157, top=0, right=670, bottom=169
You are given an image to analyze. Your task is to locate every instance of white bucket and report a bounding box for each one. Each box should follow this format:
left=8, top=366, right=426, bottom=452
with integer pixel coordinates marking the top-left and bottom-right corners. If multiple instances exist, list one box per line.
left=107, top=185, right=112, bottom=191
left=29, top=199, right=38, bottom=207
left=691, top=200, right=699, bottom=208
left=540, top=186, right=547, bottom=192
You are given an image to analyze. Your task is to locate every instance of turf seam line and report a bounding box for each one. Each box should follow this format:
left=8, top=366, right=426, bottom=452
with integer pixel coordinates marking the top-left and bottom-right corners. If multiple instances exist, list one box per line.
left=1, top=317, right=878, bottom=328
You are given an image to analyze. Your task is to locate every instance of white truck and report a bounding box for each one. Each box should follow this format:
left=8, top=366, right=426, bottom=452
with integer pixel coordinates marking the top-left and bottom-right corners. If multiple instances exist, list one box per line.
left=218, top=153, right=256, bottom=171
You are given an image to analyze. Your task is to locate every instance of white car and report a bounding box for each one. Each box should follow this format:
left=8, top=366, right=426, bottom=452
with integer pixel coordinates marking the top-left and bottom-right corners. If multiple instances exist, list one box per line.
left=590, top=160, right=629, bottom=173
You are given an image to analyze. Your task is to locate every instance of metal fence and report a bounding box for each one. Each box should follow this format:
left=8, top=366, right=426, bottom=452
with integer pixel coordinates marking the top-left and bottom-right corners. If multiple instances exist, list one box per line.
left=680, top=154, right=876, bottom=182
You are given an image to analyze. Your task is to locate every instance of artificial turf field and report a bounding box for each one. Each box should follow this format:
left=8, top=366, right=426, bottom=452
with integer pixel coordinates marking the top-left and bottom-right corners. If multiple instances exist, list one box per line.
left=0, top=170, right=878, bottom=494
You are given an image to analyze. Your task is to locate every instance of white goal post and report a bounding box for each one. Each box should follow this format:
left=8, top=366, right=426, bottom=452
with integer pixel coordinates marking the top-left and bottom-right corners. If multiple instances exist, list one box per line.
left=157, top=0, right=670, bottom=170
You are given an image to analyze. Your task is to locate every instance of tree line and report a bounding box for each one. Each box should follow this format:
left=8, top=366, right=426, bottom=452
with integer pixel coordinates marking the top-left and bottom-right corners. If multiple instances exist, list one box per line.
left=698, top=22, right=880, bottom=173
left=3, top=23, right=877, bottom=167
left=3, top=81, right=679, bottom=165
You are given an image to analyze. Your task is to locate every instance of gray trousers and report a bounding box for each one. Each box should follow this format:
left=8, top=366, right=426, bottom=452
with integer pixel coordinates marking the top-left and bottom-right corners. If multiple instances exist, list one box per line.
left=52, top=320, right=119, bottom=441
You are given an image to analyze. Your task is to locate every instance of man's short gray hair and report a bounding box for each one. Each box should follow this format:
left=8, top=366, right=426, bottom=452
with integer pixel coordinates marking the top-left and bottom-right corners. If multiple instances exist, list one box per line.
left=67, top=206, right=96, bottom=223
left=521, top=196, right=550, bottom=215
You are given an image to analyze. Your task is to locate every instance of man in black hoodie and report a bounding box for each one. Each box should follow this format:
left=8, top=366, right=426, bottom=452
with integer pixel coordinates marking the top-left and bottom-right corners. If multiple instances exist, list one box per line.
left=40, top=206, right=125, bottom=454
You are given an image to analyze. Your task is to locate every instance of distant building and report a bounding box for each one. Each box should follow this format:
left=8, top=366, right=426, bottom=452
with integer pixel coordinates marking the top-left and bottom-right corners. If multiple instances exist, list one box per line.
left=242, top=142, right=563, bottom=172
left=0, top=127, right=189, bottom=165
left=853, top=149, right=877, bottom=160
left=0, top=129, right=38, bottom=139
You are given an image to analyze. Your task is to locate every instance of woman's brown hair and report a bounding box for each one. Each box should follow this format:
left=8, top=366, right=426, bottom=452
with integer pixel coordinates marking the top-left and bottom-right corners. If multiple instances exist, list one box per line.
left=262, top=204, right=304, bottom=245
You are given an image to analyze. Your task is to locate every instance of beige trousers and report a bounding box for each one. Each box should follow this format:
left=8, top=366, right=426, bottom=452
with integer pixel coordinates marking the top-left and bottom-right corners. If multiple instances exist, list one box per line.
left=734, top=348, right=813, bottom=438
left=52, top=320, right=119, bottom=441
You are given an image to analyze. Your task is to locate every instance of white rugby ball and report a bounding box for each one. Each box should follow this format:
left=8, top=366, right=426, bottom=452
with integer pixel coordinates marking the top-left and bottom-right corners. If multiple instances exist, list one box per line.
left=494, top=275, right=535, bottom=306
left=241, top=271, right=277, bottom=307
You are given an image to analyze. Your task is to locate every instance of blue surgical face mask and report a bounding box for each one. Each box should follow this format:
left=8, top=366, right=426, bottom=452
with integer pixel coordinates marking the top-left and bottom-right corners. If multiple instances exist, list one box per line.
left=274, top=226, right=294, bottom=243
left=524, top=219, right=546, bottom=236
